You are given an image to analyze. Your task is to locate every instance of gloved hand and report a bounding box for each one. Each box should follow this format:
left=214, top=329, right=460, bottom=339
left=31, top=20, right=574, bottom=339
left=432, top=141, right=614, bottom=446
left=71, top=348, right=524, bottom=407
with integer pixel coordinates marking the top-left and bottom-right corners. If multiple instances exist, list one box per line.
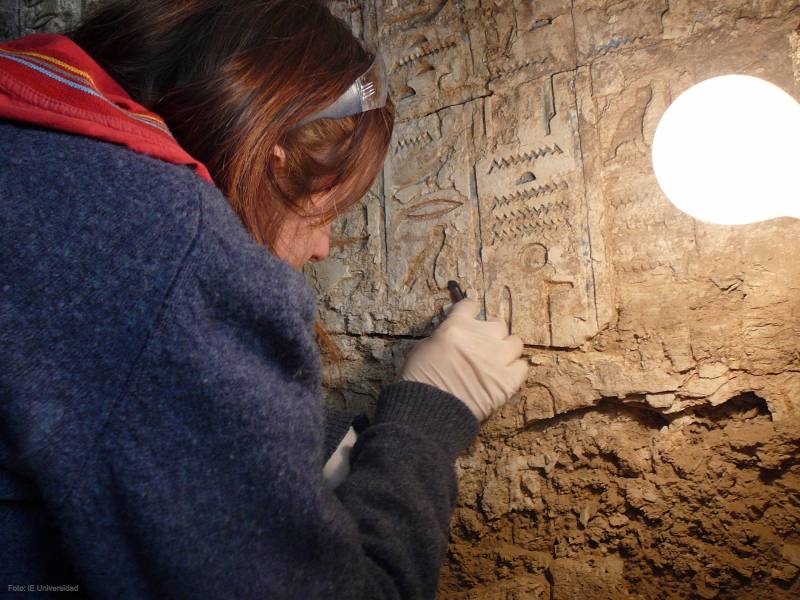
left=399, top=298, right=529, bottom=421
left=322, top=426, right=358, bottom=490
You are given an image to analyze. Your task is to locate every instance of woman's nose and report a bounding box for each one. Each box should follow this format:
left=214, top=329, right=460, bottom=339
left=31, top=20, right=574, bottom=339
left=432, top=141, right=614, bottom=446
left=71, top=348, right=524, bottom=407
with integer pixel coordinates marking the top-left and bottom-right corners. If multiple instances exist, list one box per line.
left=309, top=226, right=331, bottom=263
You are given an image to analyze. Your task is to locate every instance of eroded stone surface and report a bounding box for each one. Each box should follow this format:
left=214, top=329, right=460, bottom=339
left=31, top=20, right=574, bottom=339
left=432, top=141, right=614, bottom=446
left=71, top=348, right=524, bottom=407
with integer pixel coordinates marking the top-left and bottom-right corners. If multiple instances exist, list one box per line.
left=320, top=2, right=800, bottom=598
left=20, top=0, right=81, bottom=35
left=443, top=396, right=800, bottom=599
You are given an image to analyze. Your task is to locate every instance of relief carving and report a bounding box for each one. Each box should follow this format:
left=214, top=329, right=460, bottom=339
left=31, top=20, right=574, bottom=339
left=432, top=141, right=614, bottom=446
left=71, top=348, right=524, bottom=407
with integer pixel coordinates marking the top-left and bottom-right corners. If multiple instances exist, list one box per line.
left=471, top=0, right=577, bottom=89
left=21, top=0, right=80, bottom=35
left=477, top=72, right=609, bottom=348
left=379, top=1, right=487, bottom=122
left=572, top=0, right=667, bottom=62
left=383, top=103, right=483, bottom=323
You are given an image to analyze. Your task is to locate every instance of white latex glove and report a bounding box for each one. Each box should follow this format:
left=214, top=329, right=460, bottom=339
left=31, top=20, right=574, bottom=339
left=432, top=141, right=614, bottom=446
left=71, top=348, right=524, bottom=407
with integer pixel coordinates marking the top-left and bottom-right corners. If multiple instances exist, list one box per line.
left=322, top=426, right=358, bottom=489
left=399, top=298, right=529, bottom=421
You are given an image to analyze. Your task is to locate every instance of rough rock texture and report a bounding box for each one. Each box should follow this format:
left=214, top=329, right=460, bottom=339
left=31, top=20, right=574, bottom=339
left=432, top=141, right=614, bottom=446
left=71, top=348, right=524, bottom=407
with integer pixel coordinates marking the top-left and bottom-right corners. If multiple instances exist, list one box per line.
left=0, top=0, right=94, bottom=38
left=318, top=2, right=800, bottom=598
left=4, top=1, right=800, bottom=598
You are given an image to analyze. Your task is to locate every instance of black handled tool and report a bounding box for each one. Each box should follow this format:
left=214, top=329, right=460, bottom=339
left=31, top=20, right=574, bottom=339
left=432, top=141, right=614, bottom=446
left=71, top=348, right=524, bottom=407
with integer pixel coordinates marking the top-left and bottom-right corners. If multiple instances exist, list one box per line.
left=447, top=280, right=466, bottom=304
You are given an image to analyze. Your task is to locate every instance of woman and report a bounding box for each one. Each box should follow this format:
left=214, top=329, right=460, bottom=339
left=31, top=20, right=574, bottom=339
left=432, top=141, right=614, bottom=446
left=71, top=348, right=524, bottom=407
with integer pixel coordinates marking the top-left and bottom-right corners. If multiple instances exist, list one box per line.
left=0, top=1, right=528, bottom=597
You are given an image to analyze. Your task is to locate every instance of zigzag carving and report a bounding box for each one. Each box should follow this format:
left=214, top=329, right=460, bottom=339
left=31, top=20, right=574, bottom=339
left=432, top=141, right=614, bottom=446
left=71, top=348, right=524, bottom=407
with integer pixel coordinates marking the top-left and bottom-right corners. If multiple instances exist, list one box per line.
left=395, top=131, right=433, bottom=153
left=377, top=2, right=448, bottom=38
left=487, top=144, right=563, bottom=174
left=394, top=40, right=457, bottom=71
left=594, top=35, right=647, bottom=57
left=490, top=180, right=569, bottom=211
left=489, top=197, right=572, bottom=245
left=488, top=56, right=548, bottom=80
left=492, top=197, right=571, bottom=228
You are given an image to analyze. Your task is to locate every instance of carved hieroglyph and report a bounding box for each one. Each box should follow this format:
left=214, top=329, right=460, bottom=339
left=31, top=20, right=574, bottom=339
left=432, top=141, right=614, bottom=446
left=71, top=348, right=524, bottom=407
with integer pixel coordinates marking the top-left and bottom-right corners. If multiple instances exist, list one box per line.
left=383, top=103, right=484, bottom=320
left=20, top=0, right=82, bottom=35
left=476, top=72, right=611, bottom=347
left=469, top=0, right=577, bottom=87
left=327, top=0, right=614, bottom=346
left=379, top=0, right=487, bottom=123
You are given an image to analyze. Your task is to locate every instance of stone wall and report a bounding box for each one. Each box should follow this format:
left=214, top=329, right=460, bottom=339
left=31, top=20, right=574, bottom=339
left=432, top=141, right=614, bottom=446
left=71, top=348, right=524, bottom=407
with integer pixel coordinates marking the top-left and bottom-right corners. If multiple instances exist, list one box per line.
left=4, top=1, right=800, bottom=597
left=321, top=2, right=800, bottom=598
left=0, top=0, right=98, bottom=38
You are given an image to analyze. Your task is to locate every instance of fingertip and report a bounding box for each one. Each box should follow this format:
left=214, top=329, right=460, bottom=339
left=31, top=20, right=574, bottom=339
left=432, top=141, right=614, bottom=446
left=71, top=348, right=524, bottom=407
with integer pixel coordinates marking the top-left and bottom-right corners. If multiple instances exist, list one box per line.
left=449, top=297, right=481, bottom=319
left=484, top=318, right=509, bottom=339
left=511, top=358, right=530, bottom=386
left=506, top=334, right=524, bottom=357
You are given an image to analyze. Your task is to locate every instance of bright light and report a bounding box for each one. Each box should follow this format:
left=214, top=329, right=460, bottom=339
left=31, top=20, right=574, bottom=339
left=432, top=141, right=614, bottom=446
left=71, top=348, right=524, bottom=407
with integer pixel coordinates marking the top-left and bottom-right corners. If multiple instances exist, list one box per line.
left=652, top=75, right=800, bottom=225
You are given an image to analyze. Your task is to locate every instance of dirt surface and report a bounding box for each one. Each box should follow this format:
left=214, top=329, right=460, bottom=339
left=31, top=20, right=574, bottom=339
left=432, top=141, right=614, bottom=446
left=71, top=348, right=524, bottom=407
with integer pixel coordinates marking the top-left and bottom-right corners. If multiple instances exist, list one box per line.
left=322, top=335, right=800, bottom=599
left=308, top=285, right=800, bottom=597
left=443, top=395, right=800, bottom=599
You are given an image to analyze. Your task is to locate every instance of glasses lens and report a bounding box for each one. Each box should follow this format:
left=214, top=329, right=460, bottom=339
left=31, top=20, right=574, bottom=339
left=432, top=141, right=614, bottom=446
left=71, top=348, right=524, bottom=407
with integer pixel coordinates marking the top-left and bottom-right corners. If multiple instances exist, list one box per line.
left=358, top=52, right=388, bottom=113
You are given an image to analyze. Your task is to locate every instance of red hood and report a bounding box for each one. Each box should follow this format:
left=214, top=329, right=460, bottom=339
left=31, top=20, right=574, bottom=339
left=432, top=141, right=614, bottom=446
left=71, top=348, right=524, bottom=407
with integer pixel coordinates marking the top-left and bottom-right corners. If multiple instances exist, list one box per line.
left=0, top=33, right=214, bottom=184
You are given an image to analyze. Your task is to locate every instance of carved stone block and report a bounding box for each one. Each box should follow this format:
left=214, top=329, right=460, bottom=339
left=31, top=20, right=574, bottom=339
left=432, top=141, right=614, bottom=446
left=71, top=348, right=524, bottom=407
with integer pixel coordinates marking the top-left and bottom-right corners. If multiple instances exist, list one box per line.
left=307, top=183, right=391, bottom=334
left=383, top=102, right=484, bottom=330
left=579, top=20, right=800, bottom=385
left=572, top=0, right=667, bottom=62
left=660, top=0, right=800, bottom=40
left=794, top=27, right=800, bottom=84
left=586, top=21, right=800, bottom=287
left=572, top=0, right=800, bottom=63
left=20, top=0, right=81, bottom=35
left=328, top=0, right=366, bottom=40
left=376, top=0, right=453, bottom=38
left=379, top=0, right=487, bottom=122
left=470, top=0, right=577, bottom=89
left=476, top=72, right=611, bottom=348
left=0, top=1, right=19, bottom=40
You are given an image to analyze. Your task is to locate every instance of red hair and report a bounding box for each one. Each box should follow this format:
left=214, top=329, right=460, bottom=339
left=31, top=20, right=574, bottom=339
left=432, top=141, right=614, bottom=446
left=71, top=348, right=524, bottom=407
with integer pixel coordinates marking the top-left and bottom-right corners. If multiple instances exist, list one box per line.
left=71, top=0, right=394, bottom=249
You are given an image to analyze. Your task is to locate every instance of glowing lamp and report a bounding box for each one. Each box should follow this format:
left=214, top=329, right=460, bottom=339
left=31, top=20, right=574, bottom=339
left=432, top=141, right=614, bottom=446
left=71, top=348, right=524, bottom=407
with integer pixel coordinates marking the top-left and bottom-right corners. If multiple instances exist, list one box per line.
left=652, top=75, right=800, bottom=225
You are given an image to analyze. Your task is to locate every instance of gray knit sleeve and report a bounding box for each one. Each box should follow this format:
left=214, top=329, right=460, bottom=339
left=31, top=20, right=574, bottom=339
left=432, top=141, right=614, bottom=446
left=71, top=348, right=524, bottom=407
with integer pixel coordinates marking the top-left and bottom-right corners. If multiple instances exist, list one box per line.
left=330, top=381, right=481, bottom=598
left=372, top=380, right=480, bottom=460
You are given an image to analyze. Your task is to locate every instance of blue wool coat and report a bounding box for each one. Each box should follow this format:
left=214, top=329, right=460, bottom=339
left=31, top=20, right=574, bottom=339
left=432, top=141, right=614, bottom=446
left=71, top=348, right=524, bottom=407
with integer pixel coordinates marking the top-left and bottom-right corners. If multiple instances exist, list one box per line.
left=0, top=120, right=480, bottom=598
